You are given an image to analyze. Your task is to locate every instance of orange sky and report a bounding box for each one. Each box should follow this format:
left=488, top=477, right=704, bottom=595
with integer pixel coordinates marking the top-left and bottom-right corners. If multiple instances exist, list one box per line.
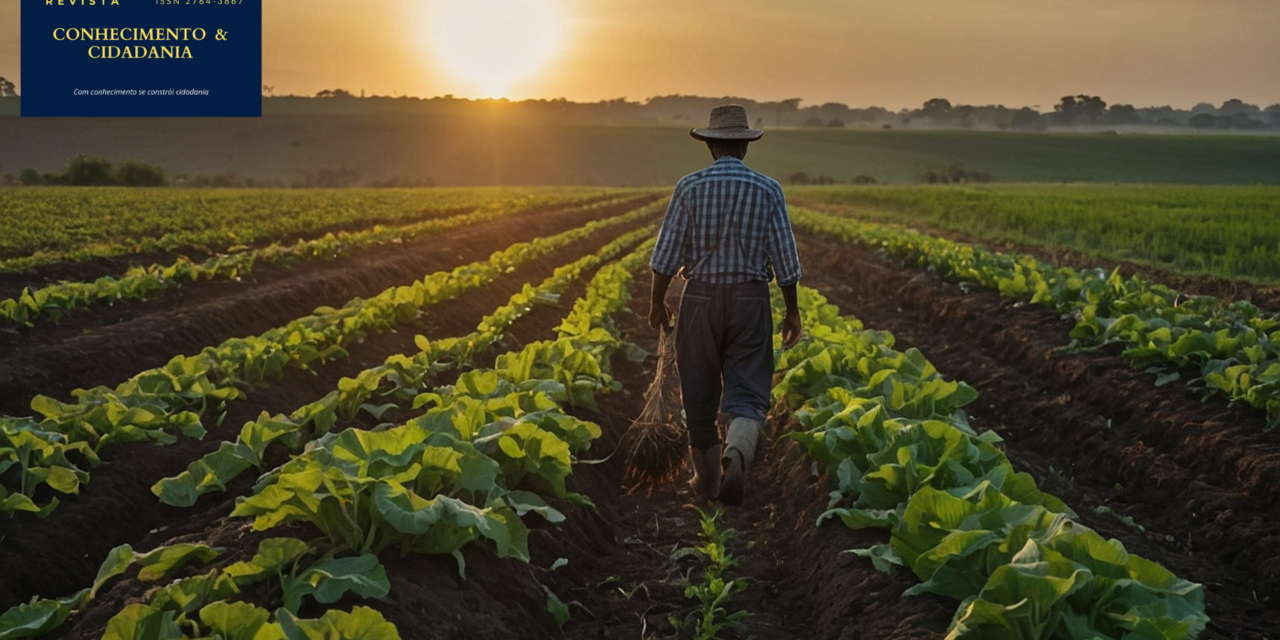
left=2, top=0, right=1278, bottom=109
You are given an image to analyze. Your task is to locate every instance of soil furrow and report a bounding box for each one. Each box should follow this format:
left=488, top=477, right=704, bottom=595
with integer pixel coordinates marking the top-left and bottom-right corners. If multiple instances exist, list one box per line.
left=794, top=230, right=1280, bottom=639
left=0, top=214, right=657, bottom=612
left=0, top=193, right=629, bottom=300
left=0, top=195, right=660, bottom=415
left=538, top=274, right=951, bottom=640
left=42, top=244, right=626, bottom=640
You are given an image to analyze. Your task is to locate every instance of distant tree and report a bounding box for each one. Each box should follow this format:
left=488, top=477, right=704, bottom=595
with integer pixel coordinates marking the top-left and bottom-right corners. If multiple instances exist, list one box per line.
left=59, top=154, right=114, bottom=186
left=1190, top=102, right=1217, bottom=115
left=1055, top=95, right=1107, bottom=125
left=803, top=117, right=824, bottom=127
left=921, top=98, right=952, bottom=121
left=112, top=159, right=167, bottom=186
left=1267, top=104, right=1280, bottom=113
left=1189, top=113, right=1218, bottom=129
left=262, top=85, right=274, bottom=97
left=1225, top=112, right=1266, bottom=130
left=951, top=105, right=976, bottom=128
left=19, top=167, right=42, bottom=185
left=1011, top=107, right=1043, bottom=130
left=789, top=172, right=811, bottom=185
left=1219, top=98, right=1260, bottom=115
left=0, top=76, right=16, bottom=98
left=850, top=175, right=877, bottom=185
left=1105, top=104, right=1141, bottom=125
left=315, top=88, right=354, bottom=99
left=826, top=119, right=845, bottom=128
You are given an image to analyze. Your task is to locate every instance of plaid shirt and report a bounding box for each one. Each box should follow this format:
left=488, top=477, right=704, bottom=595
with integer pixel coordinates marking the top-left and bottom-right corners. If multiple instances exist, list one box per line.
left=650, top=157, right=804, bottom=286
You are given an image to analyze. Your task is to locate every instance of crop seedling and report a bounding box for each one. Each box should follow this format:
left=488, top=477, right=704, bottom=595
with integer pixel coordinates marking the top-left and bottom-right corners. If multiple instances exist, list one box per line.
left=669, top=507, right=749, bottom=639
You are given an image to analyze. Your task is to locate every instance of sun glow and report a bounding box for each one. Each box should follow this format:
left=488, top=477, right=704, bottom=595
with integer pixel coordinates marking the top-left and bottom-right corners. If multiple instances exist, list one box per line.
left=427, top=0, right=564, bottom=98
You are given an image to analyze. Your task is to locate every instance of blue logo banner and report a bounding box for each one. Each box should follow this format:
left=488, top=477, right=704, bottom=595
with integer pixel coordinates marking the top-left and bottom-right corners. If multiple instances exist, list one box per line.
left=20, top=0, right=262, bottom=117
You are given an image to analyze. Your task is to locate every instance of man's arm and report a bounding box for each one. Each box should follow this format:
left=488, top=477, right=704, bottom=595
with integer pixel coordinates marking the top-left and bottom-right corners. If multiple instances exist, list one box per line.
left=779, top=281, right=802, bottom=347
left=649, top=269, right=675, bottom=332
left=768, top=189, right=804, bottom=348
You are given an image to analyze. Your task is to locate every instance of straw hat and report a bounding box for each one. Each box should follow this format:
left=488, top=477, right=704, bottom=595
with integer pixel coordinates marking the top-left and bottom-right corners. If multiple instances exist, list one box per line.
left=690, top=104, right=763, bottom=141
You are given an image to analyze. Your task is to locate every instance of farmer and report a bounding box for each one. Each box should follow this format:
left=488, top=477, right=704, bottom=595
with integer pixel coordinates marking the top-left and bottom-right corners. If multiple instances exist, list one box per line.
left=648, top=104, right=804, bottom=506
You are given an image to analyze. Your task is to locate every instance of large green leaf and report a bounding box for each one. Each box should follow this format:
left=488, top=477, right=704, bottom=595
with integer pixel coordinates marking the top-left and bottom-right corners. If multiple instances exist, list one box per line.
left=0, top=590, right=87, bottom=640
left=281, top=555, right=391, bottom=614
left=101, top=603, right=183, bottom=640
left=198, top=601, right=286, bottom=640
left=945, top=541, right=1090, bottom=640
left=224, top=537, right=313, bottom=586
left=276, top=606, right=401, bottom=640
left=136, top=544, right=223, bottom=582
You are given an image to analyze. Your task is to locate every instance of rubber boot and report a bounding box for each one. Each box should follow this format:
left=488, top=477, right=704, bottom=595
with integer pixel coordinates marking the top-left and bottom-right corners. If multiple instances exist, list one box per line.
left=689, top=445, right=722, bottom=501
left=718, top=417, right=761, bottom=506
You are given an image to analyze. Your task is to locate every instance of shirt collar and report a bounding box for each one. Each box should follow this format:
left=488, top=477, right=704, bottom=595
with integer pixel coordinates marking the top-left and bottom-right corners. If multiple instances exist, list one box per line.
left=713, top=156, right=746, bottom=166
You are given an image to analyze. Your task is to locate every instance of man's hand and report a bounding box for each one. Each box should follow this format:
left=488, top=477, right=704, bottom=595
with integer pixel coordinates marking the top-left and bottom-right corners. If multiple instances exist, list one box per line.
left=781, top=308, right=802, bottom=348
left=650, top=269, right=675, bottom=333
left=779, top=282, right=803, bottom=348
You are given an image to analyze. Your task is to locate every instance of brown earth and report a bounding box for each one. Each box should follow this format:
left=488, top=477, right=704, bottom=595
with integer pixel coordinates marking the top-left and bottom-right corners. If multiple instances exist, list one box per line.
left=0, top=209, right=658, bottom=613
left=11, top=219, right=1280, bottom=640
left=26, top=264, right=956, bottom=640
left=0, top=195, right=659, bottom=415
left=0, top=193, right=633, bottom=300
left=794, top=230, right=1280, bottom=639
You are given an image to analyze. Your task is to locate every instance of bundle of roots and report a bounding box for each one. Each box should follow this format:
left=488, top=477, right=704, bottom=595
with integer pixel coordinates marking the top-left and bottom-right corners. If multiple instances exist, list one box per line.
left=622, top=328, right=687, bottom=489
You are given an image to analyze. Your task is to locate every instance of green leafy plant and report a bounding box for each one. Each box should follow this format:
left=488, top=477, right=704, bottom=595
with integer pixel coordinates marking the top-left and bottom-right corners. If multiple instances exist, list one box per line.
left=773, top=286, right=1208, bottom=640
left=793, top=206, right=1280, bottom=430
left=2, top=202, right=663, bottom=517
left=669, top=507, right=749, bottom=640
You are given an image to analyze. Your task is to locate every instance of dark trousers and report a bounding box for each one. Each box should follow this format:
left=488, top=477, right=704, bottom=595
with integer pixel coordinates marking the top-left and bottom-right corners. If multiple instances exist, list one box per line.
left=676, top=280, right=773, bottom=450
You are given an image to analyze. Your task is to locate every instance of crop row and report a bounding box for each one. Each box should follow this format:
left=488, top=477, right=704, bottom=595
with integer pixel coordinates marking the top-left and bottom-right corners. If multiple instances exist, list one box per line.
left=152, top=226, right=657, bottom=508
left=0, top=194, right=647, bottom=328
left=793, top=207, right=1280, bottom=429
left=0, top=201, right=663, bottom=517
left=771, top=286, right=1207, bottom=639
left=0, top=232, right=657, bottom=640
left=0, top=187, right=637, bottom=273
left=791, top=184, right=1280, bottom=282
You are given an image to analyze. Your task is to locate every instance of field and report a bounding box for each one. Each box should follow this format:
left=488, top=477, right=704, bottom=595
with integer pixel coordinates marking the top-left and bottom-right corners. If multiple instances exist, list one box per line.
left=2, top=185, right=1279, bottom=640
left=789, top=184, right=1280, bottom=285
left=4, top=102, right=1280, bottom=186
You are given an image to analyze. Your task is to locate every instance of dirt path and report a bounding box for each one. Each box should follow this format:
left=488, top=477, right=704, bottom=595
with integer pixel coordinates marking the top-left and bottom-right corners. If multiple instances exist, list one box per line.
left=0, top=214, right=657, bottom=612
left=0, top=195, right=659, bottom=415
left=535, top=276, right=951, bottom=640
left=794, top=230, right=1280, bottom=639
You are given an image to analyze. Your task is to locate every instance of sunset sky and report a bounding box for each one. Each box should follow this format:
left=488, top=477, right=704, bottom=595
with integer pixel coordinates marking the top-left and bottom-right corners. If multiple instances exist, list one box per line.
left=2, top=0, right=1278, bottom=110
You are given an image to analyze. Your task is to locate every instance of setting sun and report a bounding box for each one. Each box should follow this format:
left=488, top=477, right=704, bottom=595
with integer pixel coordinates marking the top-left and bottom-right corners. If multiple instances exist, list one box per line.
left=426, top=0, right=564, bottom=98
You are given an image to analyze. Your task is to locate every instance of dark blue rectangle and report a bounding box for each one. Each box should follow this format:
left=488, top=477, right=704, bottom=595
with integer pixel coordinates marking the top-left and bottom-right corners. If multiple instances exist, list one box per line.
left=21, top=0, right=261, bottom=117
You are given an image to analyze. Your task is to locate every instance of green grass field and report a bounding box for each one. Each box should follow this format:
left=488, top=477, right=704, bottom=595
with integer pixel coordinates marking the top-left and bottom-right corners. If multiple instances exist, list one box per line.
left=791, top=184, right=1280, bottom=284
left=3, top=102, right=1278, bottom=186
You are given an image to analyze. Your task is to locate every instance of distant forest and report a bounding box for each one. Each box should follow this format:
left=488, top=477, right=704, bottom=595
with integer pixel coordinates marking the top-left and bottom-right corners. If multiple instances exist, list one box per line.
left=2, top=74, right=1277, bottom=131
left=276, top=89, right=1280, bottom=132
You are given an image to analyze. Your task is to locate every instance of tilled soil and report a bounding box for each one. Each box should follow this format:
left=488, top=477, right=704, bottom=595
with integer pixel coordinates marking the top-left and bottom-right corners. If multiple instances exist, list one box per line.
left=0, top=211, right=658, bottom=613
left=0, top=194, right=659, bottom=415
left=10, top=220, right=1280, bottom=640
left=0, top=194, right=629, bottom=300
left=537, top=280, right=952, bottom=640
left=794, top=230, right=1280, bottom=639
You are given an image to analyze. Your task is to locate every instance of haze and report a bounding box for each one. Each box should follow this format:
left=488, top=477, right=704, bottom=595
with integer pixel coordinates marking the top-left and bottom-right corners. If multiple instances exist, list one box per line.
left=1, top=0, right=1277, bottom=109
